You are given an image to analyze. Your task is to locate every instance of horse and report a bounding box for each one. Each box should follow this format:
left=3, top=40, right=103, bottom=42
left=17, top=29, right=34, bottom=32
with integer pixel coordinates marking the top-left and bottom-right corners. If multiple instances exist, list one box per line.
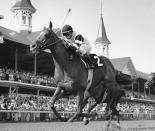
left=30, top=21, right=133, bottom=127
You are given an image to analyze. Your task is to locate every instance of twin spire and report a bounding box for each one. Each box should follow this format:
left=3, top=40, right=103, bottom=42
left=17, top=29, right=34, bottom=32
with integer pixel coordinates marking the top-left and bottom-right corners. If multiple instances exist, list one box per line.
left=11, top=0, right=36, bottom=34
left=95, top=0, right=111, bottom=57
left=95, top=0, right=110, bottom=45
left=9, top=0, right=110, bottom=56
left=11, top=0, right=36, bottom=13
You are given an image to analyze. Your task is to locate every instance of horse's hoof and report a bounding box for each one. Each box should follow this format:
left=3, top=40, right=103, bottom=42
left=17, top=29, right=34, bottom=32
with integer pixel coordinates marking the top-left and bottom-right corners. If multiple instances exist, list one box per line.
left=68, top=118, right=74, bottom=122
left=62, top=117, right=68, bottom=122
left=84, top=119, right=89, bottom=125
left=118, top=126, right=121, bottom=130
left=106, top=123, right=110, bottom=128
left=116, top=123, right=121, bottom=129
left=106, top=124, right=110, bottom=128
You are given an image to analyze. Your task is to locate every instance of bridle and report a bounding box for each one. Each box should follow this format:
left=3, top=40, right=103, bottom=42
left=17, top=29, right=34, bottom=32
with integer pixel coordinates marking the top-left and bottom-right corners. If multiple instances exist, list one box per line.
left=36, top=29, right=62, bottom=51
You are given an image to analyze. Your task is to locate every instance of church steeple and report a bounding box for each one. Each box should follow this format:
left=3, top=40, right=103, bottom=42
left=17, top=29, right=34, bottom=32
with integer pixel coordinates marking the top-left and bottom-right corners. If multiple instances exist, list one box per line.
left=11, top=0, right=36, bottom=34
left=94, top=0, right=111, bottom=57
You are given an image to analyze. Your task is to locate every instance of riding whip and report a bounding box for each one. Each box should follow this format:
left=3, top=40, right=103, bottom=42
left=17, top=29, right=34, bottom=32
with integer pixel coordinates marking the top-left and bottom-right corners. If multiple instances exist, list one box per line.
left=61, top=8, right=71, bottom=28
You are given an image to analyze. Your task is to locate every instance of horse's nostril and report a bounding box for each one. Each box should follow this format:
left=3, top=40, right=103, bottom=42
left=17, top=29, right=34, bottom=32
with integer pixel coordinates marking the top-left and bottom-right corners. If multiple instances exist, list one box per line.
left=32, top=44, right=36, bottom=48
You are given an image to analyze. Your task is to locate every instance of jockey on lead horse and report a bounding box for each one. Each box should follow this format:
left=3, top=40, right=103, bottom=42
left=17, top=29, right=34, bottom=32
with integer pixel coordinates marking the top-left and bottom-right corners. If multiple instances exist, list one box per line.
left=61, top=24, right=95, bottom=68
left=61, top=24, right=104, bottom=97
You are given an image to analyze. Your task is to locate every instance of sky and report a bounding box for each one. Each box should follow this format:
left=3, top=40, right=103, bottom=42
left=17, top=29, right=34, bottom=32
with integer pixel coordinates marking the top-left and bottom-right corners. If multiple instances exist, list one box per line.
left=0, top=0, right=155, bottom=74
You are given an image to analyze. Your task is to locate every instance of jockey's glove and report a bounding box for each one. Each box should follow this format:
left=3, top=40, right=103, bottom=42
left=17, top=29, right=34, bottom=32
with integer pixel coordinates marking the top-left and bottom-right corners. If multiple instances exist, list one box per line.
left=69, top=45, right=77, bottom=52
left=66, top=42, right=71, bottom=47
left=76, top=50, right=82, bottom=56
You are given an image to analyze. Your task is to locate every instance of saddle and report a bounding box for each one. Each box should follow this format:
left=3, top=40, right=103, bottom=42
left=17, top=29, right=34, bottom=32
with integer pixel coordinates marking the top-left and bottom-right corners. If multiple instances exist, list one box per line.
left=81, top=54, right=103, bottom=69
left=66, top=44, right=103, bottom=69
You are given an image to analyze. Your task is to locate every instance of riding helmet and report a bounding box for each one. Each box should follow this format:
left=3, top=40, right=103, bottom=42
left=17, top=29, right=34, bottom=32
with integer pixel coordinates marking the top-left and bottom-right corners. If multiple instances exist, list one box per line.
left=62, top=25, right=73, bottom=34
left=75, top=34, right=84, bottom=42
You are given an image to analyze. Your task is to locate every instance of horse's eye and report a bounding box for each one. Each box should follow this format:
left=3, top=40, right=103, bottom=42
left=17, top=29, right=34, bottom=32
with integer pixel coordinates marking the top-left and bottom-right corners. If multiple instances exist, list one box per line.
left=32, top=44, right=36, bottom=48
left=45, top=34, right=49, bottom=37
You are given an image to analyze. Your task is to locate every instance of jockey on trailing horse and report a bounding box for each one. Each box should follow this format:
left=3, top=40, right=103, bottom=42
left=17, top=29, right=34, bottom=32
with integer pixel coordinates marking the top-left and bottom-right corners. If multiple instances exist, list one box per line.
left=61, top=24, right=95, bottom=68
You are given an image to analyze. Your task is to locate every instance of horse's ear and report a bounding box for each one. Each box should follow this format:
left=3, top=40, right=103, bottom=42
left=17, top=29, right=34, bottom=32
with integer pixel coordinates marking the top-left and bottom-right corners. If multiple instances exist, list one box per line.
left=49, top=21, right=53, bottom=30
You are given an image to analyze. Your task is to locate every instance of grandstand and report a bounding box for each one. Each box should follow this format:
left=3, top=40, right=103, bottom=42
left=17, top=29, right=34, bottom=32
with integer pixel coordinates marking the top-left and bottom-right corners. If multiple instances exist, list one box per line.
left=0, top=29, right=154, bottom=122
left=0, top=0, right=155, bottom=123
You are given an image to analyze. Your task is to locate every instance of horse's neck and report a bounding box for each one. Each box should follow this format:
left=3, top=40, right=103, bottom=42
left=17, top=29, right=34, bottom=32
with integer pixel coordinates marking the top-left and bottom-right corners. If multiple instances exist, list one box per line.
left=50, top=41, right=86, bottom=81
left=52, top=42, right=75, bottom=70
left=52, top=55, right=71, bottom=83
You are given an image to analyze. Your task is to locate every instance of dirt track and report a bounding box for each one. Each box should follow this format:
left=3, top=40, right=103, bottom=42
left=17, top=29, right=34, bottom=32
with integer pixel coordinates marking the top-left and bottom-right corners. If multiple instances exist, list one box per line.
left=0, top=120, right=155, bottom=131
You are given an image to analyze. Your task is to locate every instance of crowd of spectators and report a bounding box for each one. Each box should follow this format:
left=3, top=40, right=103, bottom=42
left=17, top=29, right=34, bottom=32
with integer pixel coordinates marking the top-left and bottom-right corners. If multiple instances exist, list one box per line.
left=117, top=101, right=155, bottom=114
left=0, top=93, right=155, bottom=121
left=1, top=93, right=155, bottom=114
left=0, top=67, right=155, bottom=121
left=125, top=90, right=155, bottom=101
left=0, top=94, right=50, bottom=111
left=0, top=93, right=77, bottom=112
left=0, top=67, right=57, bottom=87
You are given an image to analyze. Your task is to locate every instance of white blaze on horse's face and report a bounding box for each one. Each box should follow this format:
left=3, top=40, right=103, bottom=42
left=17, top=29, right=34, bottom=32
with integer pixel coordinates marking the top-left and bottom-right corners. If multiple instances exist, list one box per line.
left=37, top=29, right=49, bottom=43
left=37, top=31, right=46, bottom=42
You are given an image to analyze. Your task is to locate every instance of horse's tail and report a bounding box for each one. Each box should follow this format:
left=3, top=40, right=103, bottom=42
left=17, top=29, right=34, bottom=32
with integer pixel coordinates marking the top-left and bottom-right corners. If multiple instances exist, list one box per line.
left=116, top=71, right=134, bottom=85
left=98, top=56, right=134, bottom=85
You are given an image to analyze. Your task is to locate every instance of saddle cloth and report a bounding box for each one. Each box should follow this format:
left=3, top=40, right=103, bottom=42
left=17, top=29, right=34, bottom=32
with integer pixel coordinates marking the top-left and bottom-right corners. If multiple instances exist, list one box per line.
left=81, top=54, right=103, bottom=69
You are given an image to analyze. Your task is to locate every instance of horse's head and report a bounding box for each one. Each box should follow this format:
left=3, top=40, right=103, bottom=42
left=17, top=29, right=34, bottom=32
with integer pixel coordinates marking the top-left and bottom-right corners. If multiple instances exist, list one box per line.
left=145, top=73, right=155, bottom=88
left=30, top=21, right=60, bottom=54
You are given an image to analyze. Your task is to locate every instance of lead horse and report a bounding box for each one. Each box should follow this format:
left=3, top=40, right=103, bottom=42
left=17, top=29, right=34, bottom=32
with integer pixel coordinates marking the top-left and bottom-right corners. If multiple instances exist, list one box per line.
left=31, top=21, right=133, bottom=127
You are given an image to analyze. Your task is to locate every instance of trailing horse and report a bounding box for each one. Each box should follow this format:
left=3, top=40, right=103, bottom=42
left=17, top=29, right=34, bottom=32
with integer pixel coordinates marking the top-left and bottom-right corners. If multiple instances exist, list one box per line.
left=30, top=21, right=133, bottom=127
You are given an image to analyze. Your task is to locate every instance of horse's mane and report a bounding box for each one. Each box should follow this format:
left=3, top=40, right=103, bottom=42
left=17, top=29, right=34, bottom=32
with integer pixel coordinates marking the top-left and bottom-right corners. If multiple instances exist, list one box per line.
left=53, top=28, right=62, bottom=37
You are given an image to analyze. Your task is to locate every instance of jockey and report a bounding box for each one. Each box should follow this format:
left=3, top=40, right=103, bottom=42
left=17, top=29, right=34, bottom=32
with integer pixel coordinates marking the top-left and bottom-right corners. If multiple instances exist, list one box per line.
left=62, top=25, right=94, bottom=68
left=61, top=24, right=76, bottom=45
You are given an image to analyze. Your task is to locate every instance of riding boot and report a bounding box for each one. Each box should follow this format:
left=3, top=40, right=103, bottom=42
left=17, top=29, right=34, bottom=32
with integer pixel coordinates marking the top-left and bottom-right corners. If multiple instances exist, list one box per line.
left=84, top=54, right=94, bottom=68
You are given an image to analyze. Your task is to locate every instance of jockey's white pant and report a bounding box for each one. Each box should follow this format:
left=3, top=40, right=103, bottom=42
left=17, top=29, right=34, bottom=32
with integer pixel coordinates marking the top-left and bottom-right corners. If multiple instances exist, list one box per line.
left=78, top=43, right=92, bottom=55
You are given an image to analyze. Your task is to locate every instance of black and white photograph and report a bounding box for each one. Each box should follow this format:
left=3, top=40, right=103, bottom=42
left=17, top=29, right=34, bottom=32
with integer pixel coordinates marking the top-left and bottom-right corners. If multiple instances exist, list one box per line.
left=0, top=0, right=155, bottom=130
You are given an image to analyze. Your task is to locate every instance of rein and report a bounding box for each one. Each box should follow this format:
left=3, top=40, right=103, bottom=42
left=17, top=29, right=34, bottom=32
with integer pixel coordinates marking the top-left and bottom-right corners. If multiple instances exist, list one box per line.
left=39, top=37, right=61, bottom=51
left=37, top=29, right=70, bottom=53
left=45, top=39, right=61, bottom=48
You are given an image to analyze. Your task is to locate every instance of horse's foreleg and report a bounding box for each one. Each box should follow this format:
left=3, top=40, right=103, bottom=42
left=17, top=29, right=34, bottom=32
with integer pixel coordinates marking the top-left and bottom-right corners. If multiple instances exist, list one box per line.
left=50, top=86, right=62, bottom=107
left=106, top=98, right=114, bottom=128
left=51, top=106, right=67, bottom=122
left=116, top=111, right=121, bottom=129
left=83, top=101, right=98, bottom=125
left=107, top=99, right=121, bottom=129
left=107, top=114, right=113, bottom=127
left=112, top=104, right=121, bottom=129
left=50, top=87, right=68, bottom=122
left=68, top=92, right=87, bottom=122
left=107, top=110, right=120, bottom=129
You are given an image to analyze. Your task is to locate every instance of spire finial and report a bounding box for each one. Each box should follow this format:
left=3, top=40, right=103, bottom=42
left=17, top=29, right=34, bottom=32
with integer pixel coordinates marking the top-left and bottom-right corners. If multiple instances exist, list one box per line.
left=101, top=0, right=103, bottom=17
left=94, top=0, right=111, bottom=57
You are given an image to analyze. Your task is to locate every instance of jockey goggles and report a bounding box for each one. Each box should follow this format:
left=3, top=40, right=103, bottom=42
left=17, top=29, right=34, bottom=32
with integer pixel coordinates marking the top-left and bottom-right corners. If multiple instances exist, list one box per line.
left=75, top=40, right=83, bottom=45
left=63, top=32, right=71, bottom=36
left=62, top=30, right=73, bottom=36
